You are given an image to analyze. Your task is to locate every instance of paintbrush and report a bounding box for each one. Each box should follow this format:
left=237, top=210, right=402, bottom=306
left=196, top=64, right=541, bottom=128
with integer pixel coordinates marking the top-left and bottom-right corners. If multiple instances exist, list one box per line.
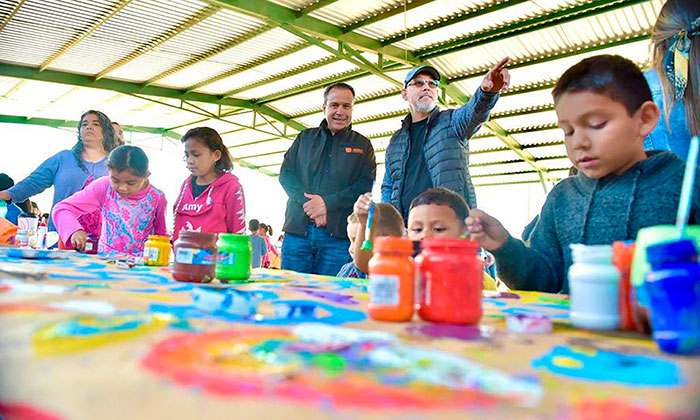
left=361, top=201, right=375, bottom=250
left=676, top=136, right=700, bottom=238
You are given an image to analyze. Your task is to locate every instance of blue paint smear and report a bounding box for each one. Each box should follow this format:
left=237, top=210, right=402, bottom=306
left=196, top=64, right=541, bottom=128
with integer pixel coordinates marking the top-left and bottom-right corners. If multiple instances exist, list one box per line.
left=501, top=307, right=568, bottom=319
left=51, top=318, right=147, bottom=336
left=532, top=345, right=684, bottom=387
left=169, top=284, right=195, bottom=292
left=150, top=299, right=365, bottom=326
left=482, top=298, right=508, bottom=307
left=523, top=302, right=570, bottom=311
left=124, top=288, right=160, bottom=293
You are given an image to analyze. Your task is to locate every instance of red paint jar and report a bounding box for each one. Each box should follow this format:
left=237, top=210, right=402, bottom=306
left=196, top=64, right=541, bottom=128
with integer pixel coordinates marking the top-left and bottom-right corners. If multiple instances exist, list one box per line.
left=367, top=237, right=415, bottom=322
left=172, top=231, right=218, bottom=283
left=417, top=237, right=483, bottom=324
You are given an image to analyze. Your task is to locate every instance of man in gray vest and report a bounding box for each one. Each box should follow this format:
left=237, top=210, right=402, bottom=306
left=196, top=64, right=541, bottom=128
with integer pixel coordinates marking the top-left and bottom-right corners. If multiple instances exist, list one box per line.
left=381, top=57, right=510, bottom=219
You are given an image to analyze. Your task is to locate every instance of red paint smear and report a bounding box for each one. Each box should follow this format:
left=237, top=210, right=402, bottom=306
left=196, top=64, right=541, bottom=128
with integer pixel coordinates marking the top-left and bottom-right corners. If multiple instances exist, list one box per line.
left=0, top=402, right=63, bottom=420
left=568, top=399, right=694, bottom=420
left=141, top=329, right=499, bottom=410
left=0, top=303, right=58, bottom=313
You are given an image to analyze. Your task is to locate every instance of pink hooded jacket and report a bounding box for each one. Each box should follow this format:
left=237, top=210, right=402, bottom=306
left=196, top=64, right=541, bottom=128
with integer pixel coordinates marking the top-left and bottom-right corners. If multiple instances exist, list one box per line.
left=172, top=172, right=246, bottom=242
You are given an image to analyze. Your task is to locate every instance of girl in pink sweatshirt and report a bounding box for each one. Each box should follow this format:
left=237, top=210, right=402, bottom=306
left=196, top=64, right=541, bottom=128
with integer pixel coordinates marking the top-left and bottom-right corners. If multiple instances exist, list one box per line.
left=173, top=127, right=246, bottom=242
left=52, top=145, right=167, bottom=256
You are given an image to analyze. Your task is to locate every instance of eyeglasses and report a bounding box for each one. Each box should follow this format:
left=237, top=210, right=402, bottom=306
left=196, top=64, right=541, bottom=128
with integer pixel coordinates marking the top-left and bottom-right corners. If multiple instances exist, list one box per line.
left=408, top=78, right=439, bottom=89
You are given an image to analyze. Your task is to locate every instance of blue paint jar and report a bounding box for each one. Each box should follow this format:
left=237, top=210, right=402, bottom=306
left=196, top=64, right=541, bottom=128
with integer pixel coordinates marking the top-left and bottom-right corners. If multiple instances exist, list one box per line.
left=645, top=239, right=700, bottom=355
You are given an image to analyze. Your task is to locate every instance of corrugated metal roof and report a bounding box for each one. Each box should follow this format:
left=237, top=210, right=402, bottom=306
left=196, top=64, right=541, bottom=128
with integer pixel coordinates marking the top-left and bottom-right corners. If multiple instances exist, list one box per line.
left=0, top=0, right=664, bottom=185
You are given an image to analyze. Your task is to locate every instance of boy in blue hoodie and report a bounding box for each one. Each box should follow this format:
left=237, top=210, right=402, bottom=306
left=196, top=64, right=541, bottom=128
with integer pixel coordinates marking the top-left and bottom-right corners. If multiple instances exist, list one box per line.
left=467, top=55, right=700, bottom=294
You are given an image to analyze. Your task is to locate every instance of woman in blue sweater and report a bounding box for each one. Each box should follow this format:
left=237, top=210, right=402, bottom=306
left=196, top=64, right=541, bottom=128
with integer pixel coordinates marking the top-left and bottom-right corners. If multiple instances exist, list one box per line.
left=0, top=110, right=118, bottom=230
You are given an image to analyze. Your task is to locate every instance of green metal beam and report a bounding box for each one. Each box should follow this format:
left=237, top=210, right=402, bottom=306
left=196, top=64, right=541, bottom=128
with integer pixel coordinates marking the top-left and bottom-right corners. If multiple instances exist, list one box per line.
left=185, top=43, right=308, bottom=92
left=129, top=93, right=297, bottom=139
left=40, top=0, right=133, bottom=71
left=0, top=114, right=179, bottom=139
left=297, top=0, right=341, bottom=16
left=344, top=0, right=434, bottom=33
left=224, top=55, right=342, bottom=97
left=488, top=104, right=555, bottom=119
left=0, top=62, right=307, bottom=132
left=381, top=0, right=530, bottom=45
left=145, top=24, right=275, bottom=86
left=418, top=0, right=649, bottom=59
left=259, top=61, right=405, bottom=104
left=202, top=0, right=420, bottom=65
left=95, top=5, right=220, bottom=80
left=447, top=33, right=650, bottom=84
left=0, top=0, right=26, bottom=34
left=275, top=23, right=403, bottom=88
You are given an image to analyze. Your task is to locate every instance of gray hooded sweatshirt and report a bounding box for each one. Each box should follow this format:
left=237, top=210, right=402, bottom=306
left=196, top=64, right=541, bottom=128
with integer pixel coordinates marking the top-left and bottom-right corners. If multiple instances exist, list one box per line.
left=493, top=151, right=700, bottom=294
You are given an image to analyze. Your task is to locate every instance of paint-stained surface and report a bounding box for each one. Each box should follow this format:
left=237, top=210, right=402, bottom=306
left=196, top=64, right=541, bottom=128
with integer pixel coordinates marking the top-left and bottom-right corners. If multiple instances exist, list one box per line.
left=0, top=252, right=698, bottom=419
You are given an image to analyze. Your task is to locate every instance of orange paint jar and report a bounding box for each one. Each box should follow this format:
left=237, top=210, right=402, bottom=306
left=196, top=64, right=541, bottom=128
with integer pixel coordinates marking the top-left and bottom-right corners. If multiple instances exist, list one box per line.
left=367, top=237, right=415, bottom=322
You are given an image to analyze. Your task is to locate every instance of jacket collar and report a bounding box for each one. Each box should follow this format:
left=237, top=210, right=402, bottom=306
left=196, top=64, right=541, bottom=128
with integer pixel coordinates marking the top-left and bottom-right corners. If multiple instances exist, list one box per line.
left=401, top=106, right=440, bottom=131
left=319, top=118, right=353, bottom=137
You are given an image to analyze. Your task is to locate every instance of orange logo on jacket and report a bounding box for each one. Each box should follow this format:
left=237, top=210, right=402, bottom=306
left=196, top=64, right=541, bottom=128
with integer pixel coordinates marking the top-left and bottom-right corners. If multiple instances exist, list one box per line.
left=344, top=147, right=364, bottom=154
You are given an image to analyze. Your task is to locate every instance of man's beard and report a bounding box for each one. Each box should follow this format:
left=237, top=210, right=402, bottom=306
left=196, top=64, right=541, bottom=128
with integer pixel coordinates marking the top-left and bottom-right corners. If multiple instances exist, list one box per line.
left=415, top=99, right=435, bottom=113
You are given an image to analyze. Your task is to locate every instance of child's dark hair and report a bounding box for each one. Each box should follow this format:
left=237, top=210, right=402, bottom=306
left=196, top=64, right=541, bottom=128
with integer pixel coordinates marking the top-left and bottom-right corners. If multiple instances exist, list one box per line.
left=373, top=203, right=405, bottom=237
left=107, top=145, right=149, bottom=177
left=249, top=219, right=260, bottom=231
left=409, top=187, right=469, bottom=223
left=181, top=127, right=234, bottom=173
left=552, top=55, right=652, bottom=116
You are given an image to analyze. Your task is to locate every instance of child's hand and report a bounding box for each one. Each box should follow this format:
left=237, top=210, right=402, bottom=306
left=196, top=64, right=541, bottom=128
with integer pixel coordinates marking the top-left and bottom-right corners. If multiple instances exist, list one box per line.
left=70, top=230, right=88, bottom=252
left=353, top=193, right=372, bottom=224
left=466, top=209, right=509, bottom=251
left=353, top=193, right=372, bottom=223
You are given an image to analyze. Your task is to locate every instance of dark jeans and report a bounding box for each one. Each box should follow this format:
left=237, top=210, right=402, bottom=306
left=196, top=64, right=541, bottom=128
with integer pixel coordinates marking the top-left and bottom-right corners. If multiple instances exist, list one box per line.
left=281, top=223, right=352, bottom=276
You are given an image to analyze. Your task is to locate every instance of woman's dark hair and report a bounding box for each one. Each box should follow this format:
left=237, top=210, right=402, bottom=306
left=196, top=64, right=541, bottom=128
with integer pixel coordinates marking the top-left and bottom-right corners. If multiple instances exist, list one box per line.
left=267, top=225, right=273, bottom=236
left=107, top=145, right=149, bottom=178
left=181, top=127, right=234, bottom=173
left=73, top=110, right=119, bottom=173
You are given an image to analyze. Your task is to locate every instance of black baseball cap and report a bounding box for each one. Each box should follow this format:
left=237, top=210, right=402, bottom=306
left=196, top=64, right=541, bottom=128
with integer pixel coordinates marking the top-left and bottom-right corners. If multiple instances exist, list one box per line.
left=404, top=65, right=441, bottom=87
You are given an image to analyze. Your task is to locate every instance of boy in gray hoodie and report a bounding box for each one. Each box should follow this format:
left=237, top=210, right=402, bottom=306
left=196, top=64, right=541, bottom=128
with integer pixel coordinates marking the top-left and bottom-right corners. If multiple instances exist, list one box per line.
left=467, top=55, right=700, bottom=294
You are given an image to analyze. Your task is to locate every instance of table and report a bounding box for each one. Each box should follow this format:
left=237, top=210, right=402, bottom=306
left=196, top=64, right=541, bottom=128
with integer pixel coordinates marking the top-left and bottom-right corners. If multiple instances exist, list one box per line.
left=0, top=252, right=697, bottom=420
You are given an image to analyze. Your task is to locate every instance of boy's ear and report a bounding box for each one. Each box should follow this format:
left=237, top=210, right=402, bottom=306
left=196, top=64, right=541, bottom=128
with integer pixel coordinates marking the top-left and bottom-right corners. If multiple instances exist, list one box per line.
left=637, top=100, right=660, bottom=138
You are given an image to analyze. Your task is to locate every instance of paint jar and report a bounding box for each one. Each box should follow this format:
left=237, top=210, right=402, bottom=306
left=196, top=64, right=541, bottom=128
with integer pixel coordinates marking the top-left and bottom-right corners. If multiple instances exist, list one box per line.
left=417, top=237, right=483, bottom=324
left=568, top=244, right=620, bottom=330
left=645, top=240, right=700, bottom=355
left=143, top=235, right=171, bottom=266
left=83, top=233, right=99, bottom=255
left=613, top=241, right=637, bottom=331
left=216, top=233, right=251, bottom=283
left=172, top=231, right=218, bottom=283
left=367, top=237, right=415, bottom=322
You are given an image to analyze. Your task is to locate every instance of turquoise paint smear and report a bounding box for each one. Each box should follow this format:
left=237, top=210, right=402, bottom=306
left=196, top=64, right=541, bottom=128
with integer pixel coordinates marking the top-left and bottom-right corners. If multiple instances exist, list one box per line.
left=532, top=345, right=684, bottom=387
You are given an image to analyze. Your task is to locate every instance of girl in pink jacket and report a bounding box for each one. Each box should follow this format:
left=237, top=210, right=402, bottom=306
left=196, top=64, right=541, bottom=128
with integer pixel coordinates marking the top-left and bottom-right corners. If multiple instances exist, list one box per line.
left=173, top=127, right=246, bottom=242
left=52, top=145, right=167, bottom=256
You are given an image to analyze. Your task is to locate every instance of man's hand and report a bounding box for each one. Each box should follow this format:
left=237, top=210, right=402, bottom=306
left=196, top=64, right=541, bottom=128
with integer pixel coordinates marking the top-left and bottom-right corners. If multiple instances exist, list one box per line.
left=312, top=214, right=327, bottom=227
left=481, top=57, right=511, bottom=93
left=0, top=191, right=10, bottom=202
left=70, top=230, right=88, bottom=252
left=353, top=192, right=372, bottom=224
left=303, top=193, right=327, bottom=220
left=466, top=209, right=509, bottom=251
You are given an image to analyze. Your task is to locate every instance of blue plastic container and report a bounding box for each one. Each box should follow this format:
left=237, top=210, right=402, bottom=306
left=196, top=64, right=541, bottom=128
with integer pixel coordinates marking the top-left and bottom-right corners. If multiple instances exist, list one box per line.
left=645, top=240, right=700, bottom=354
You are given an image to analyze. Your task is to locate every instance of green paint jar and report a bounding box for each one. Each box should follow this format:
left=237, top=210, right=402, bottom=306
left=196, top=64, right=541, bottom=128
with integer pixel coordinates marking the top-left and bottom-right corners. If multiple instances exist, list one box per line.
left=216, top=233, right=252, bottom=283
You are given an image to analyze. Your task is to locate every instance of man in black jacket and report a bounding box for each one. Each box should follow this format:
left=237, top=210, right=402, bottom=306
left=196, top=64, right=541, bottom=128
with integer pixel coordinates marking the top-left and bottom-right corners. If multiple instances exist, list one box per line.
left=279, top=82, right=376, bottom=276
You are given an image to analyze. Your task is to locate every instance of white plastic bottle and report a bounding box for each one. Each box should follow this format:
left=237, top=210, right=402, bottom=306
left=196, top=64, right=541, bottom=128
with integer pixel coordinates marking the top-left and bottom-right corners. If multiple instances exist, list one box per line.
left=568, top=244, right=621, bottom=330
